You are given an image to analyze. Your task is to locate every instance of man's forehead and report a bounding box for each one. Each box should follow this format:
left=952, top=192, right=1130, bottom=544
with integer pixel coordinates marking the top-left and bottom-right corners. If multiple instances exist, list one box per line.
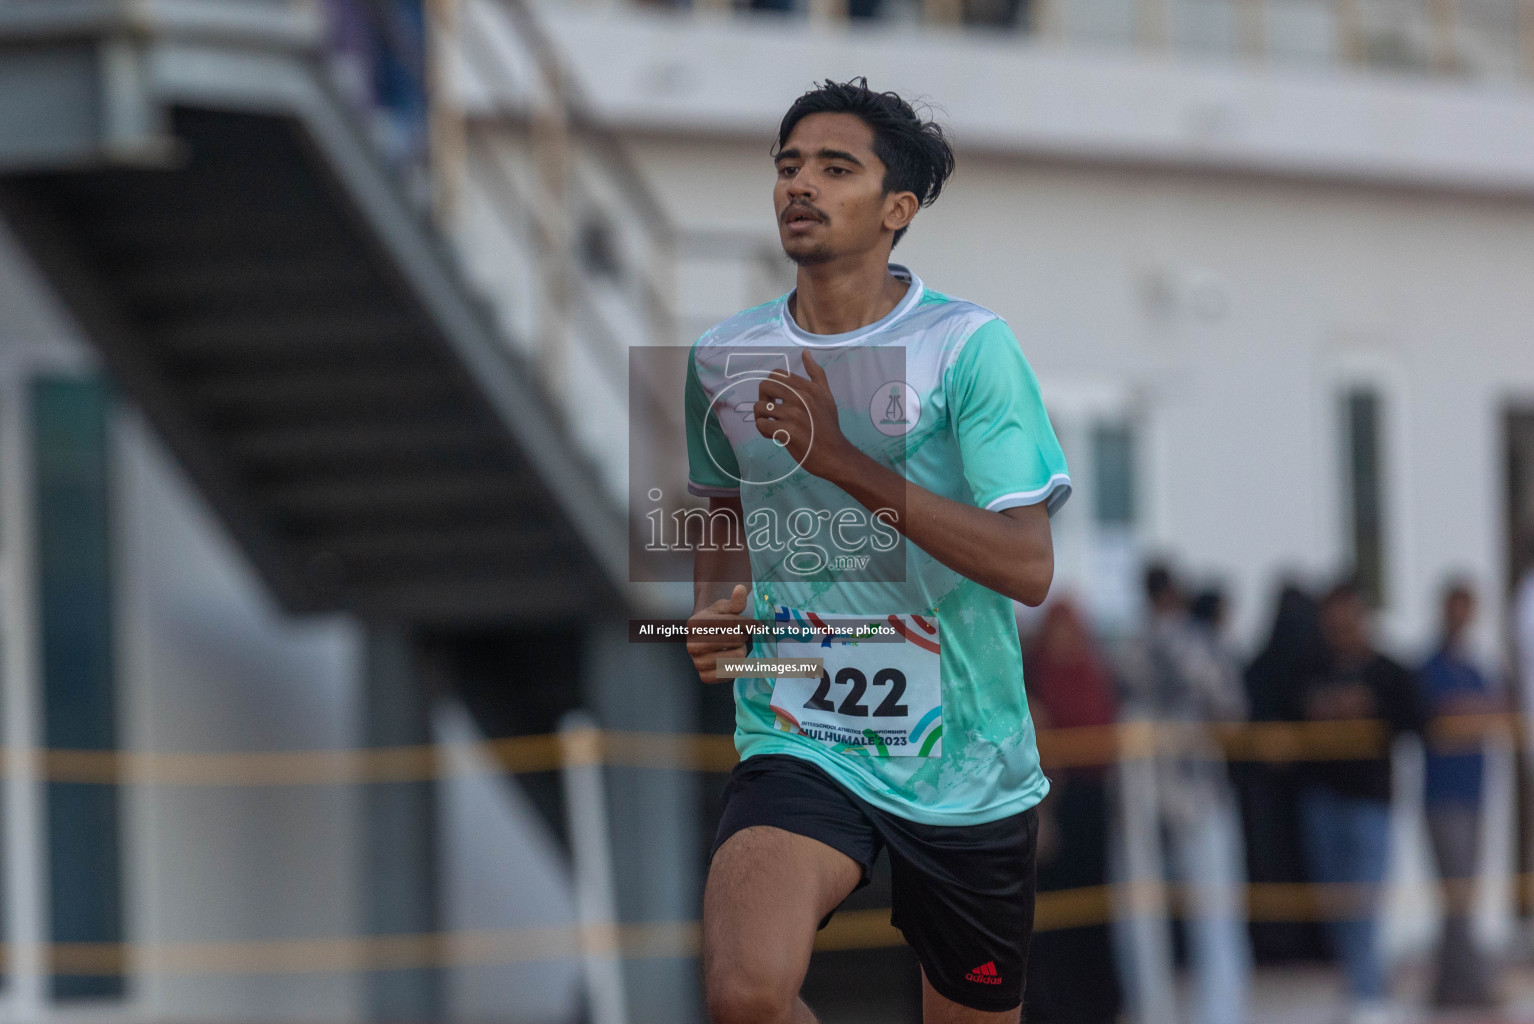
left=782, top=112, right=878, bottom=156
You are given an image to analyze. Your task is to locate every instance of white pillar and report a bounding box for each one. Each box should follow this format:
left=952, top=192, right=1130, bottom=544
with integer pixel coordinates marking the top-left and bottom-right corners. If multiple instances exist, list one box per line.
left=1112, top=735, right=1177, bottom=1024
left=560, top=711, right=630, bottom=1024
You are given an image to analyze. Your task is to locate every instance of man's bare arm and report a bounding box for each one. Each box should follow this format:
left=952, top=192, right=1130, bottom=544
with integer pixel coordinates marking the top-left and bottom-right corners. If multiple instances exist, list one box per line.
left=688, top=496, right=754, bottom=683
left=829, top=456, right=1055, bottom=607
left=754, top=352, right=1055, bottom=606
left=693, top=496, right=752, bottom=614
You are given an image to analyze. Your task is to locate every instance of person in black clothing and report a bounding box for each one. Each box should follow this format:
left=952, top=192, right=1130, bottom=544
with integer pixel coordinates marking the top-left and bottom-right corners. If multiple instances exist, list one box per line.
left=1020, top=600, right=1122, bottom=1024
left=1282, top=580, right=1427, bottom=1019
left=1239, top=584, right=1330, bottom=963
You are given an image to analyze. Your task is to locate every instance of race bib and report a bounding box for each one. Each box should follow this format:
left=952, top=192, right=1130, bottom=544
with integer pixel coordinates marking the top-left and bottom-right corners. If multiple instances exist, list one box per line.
left=768, top=606, right=943, bottom=757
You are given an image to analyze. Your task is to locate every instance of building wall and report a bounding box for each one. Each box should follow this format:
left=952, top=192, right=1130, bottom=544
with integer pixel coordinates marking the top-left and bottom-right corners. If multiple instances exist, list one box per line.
left=0, top=228, right=584, bottom=1022
left=114, top=410, right=367, bottom=1020
left=436, top=700, right=581, bottom=1024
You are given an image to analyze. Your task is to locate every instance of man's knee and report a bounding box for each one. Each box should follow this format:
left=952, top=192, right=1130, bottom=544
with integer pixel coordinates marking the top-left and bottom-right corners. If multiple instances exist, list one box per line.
left=705, top=970, right=797, bottom=1024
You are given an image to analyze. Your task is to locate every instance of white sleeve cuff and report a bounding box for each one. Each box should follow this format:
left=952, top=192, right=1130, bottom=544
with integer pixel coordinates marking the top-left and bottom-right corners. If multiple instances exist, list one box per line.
left=984, top=475, right=1073, bottom=517
left=687, top=480, right=741, bottom=498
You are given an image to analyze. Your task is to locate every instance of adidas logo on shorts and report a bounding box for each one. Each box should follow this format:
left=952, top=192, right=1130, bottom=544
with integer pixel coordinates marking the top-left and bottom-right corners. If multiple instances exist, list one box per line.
left=965, top=961, right=1002, bottom=985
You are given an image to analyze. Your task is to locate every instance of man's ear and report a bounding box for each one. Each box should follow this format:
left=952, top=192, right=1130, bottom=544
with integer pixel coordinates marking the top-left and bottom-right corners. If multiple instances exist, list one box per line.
left=883, top=190, right=919, bottom=234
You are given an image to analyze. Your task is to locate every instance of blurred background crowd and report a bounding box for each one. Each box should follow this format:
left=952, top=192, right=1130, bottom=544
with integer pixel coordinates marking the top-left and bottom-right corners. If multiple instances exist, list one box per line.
left=1021, top=560, right=1533, bottom=1024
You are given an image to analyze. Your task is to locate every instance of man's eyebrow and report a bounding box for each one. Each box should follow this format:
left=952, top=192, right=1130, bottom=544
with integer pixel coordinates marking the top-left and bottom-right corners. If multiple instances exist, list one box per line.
left=815, top=148, right=864, bottom=166
left=773, top=147, right=866, bottom=167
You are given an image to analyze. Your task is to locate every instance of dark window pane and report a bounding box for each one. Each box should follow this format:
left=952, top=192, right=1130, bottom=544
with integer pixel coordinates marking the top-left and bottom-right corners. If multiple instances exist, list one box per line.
left=1092, top=424, right=1135, bottom=527
left=1343, top=388, right=1387, bottom=607
left=32, top=376, right=123, bottom=1000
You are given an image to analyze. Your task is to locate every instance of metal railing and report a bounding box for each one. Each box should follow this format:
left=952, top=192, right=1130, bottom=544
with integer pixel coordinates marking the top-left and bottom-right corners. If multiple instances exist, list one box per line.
left=420, top=0, right=794, bottom=518
left=554, top=0, right=1534, bottom=81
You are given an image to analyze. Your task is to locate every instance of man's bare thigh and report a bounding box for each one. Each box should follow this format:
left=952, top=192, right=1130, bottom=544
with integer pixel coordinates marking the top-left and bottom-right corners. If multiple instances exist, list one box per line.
left=703, top=826, right=863, bottom=1001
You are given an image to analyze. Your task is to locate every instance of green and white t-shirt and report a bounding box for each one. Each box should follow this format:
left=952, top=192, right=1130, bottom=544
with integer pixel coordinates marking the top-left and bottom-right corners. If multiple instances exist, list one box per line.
left=685, top=265, right=1070, bottom=826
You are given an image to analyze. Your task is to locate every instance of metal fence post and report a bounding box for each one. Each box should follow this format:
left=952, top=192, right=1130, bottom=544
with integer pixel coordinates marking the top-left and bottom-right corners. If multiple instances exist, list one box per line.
left=560, top=713, right=630, bottom=1024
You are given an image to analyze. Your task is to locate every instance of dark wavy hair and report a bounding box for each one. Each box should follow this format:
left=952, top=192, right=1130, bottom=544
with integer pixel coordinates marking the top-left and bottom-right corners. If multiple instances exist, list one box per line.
left=774, top=78, right=955, bottom=248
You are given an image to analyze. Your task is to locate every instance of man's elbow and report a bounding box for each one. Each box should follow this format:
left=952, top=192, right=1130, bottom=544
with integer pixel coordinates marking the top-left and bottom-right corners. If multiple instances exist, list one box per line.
left=997, top=505, right=1055, bottom=607
left=1012, top=557, right=1054, bottom=607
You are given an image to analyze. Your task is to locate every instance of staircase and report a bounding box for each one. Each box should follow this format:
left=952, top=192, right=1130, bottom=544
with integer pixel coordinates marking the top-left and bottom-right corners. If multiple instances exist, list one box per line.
left=0, top=0, right=633, bottom=622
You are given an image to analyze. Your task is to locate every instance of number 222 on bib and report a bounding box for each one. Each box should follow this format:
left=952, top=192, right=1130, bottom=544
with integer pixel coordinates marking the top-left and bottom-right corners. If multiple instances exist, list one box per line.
left=769, top=610, right=943, bottom=758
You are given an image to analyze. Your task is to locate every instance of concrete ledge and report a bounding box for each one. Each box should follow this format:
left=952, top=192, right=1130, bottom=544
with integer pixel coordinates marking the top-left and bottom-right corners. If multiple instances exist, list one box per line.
left=0, top=0, right=320, bottom=51
left=505, top=1, right=1534, bottom=198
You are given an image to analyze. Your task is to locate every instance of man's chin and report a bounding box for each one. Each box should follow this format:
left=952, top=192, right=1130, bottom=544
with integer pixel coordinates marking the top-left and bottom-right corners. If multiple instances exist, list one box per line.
left=784, top=242, right=836, bottom=267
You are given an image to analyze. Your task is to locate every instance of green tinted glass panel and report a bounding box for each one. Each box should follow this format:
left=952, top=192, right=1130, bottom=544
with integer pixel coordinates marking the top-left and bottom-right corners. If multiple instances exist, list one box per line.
left=32, top=376, right=123, bottom=1000
left=1343, top=388, right=1387, bottom=607
left=1091, top=423, right=1135, bottom=526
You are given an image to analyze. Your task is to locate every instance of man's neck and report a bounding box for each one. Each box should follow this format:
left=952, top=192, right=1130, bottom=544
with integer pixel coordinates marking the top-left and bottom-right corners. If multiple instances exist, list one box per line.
left=788, top=253, right=909, bottom=336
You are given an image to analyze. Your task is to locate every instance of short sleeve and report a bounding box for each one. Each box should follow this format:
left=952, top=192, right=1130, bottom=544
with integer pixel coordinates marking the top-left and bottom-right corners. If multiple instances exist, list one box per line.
left=945, top=318, right=1071, bottom=516
left=685, top=346, right=741, bottom=497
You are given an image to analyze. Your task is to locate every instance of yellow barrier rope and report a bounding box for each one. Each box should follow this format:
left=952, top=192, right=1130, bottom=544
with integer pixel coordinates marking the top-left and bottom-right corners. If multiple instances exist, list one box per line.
left=9, top=721, right=1525, bottom=976
left=17, top=714, right=1525, bottom=785
left=17, top=874, right=1533, bottom=976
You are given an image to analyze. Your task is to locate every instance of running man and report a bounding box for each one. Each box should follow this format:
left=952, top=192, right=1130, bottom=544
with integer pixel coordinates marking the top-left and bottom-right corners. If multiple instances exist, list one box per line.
left=685, top=79, right=1071, bottom=1024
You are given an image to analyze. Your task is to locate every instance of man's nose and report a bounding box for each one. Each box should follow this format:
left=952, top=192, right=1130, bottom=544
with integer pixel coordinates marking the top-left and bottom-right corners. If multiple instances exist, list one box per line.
left=785, top=171, right=815, bottom=198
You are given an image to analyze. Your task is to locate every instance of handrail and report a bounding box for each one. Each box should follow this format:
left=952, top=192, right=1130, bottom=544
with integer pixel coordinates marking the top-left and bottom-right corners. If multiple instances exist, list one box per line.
left=459, top=119, right=681, bottom=432
left=439, top=0, right=682, bottom=342
left=453, top=0, right=674, bottom=242
left=423, top=0, right=808, bottom=535
left=573, top=0, right=1530, bottom=83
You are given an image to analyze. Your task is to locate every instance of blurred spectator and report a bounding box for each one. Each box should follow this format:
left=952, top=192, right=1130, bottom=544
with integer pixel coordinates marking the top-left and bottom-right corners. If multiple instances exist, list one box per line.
left=1121, top=566, right=1248, bottom=723
left=1115, top=564, right=1251, bottom=1024
left=746, top=0, right=884, bottom=18
left=741, top=0, right=1031, bottom=25
left=322, top=0, right=429, bottom=167
left=1519, top=544, right=1534, bottom=720
left=1282, top=579, right=1426, bottom=1021
left=1246, top=584, right=1329, bottom=721
left=962, top=0, right=1031, bottom=29
left=1515, top=545, right=1534, bottom=916
left=1189, top=585, right=1243, bottom=689
left=1022, top=598, right=1122, bottom=1024
left=1188, top=587, right=1223, bottom=628
left=1239, top=584, right=1330, bottom=963
left=1417, top=578, right=1502, bottom=1009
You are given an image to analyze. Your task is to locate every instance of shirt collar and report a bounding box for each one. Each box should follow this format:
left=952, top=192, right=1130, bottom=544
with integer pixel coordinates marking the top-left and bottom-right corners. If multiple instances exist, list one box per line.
left=778, top=265, right=924, bottom=348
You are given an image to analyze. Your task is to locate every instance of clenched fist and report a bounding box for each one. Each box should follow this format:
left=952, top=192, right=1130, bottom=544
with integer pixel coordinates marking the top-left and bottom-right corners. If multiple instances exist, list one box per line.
left=688, top=584, right=752, bottom=684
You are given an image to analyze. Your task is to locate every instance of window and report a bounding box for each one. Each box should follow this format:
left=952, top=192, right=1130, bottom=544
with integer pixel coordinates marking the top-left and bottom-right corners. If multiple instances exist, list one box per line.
left=1091, top=423, right=1135, bottom=527
left=1341, top=387, right=1387, bottom=607
left=31, top=376, right=123, bottom=1000
left=1044, top=407, right=1142, bottom=634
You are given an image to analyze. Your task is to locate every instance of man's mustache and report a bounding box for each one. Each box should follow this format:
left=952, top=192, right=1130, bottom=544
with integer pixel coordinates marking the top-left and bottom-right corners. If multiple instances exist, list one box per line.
left=781, top=202, right=827, bottom=223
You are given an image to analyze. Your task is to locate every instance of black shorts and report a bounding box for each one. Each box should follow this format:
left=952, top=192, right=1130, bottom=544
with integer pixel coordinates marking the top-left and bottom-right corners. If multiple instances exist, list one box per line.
left=711, top=753, right=1039, bottom=1013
